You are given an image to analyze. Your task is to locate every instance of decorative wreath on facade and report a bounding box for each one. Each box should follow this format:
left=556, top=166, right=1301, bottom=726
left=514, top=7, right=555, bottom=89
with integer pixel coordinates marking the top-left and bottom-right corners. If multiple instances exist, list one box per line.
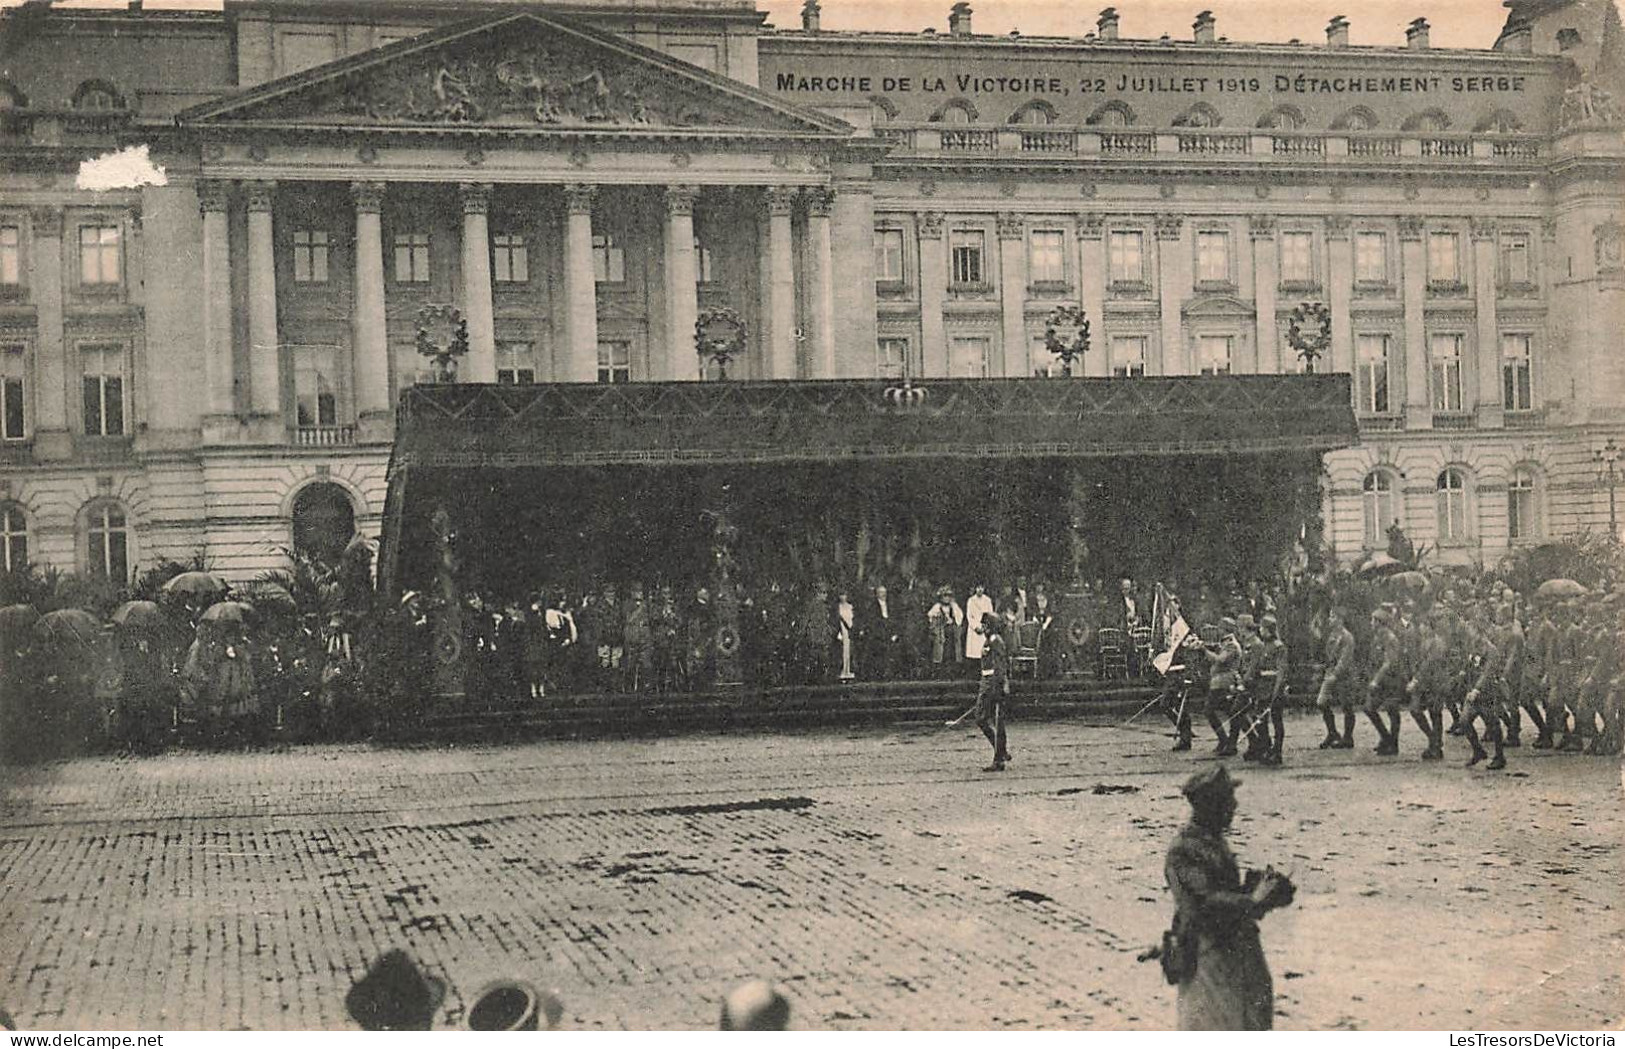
left=1285, top=301, right=1333, bottom=374
left=695, top=305, right=748, bottom=379
left=1043, top=305, right=1092, bottom=377
left=715, top=624, right=741, bottom=657
left=415, top=304, right=470, bottom=382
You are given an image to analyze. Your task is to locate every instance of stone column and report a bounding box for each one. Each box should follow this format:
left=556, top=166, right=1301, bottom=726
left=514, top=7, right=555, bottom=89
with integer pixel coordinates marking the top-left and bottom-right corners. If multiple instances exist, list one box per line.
left=1155, top=215, right=1186, bottom=375
left=27, top=206, right=67, bottom=456
left=805, top=188, right=837, bottom=379
left=1399, top=217, right=1430, bottom=427
left=1076, top=214, right=1106, bottom=377
left=351, top=181, right=392, bottom=435
left=1250, top=215, right=1280, bottom=373
left=460, top=182, right=496, bottom=384
left=1471, top=218, right=1502, bottom=427
left=663, top=185, right=699, bottom=381
left=1326, top=216, right=1354, bottom=375
left=563, top=184, right=600, bottom=384
left=996, top=212, right=1027, bottom=377
left=245, top=180, right=281, bottom=418
left=917, top=211, right=948, bottom=377
left=198, top=181, right=235, bottom=418
left=761, top=187, right=797, bottom=379
left=829, top=177, right=876, bottom=378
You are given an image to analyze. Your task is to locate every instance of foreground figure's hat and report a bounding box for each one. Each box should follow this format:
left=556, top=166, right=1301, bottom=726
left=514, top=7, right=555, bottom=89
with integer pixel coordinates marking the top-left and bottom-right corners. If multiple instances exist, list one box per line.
left=1181, top=765, right=1240, bottom=805
left=345, top=950, right=447, bottom=1031
left=719, top=980, right=791, bottom=1031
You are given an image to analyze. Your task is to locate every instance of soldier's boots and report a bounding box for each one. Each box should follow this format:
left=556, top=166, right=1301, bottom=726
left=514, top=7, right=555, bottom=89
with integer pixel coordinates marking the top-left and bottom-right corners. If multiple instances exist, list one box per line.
left=1172, top=735, right=1193, bottom=752
left=1557, top=732, right=1585, bottom=753
left=1531, top=732, right=1555, bottom=750
left=1318, top=732, right=1341, bottom=750
left=1260, top=746, right=1284, bottom=767
left=1466, top=745, right=1489, bottom=767
left=1486, top=745, right=1507, bottom=771
left=1420, top=744, right=1444, bottom=760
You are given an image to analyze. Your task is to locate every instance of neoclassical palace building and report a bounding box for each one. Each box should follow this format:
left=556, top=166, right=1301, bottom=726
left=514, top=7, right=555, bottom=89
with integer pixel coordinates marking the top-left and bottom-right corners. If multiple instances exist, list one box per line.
left=0, top=0, right=1621, bottom=581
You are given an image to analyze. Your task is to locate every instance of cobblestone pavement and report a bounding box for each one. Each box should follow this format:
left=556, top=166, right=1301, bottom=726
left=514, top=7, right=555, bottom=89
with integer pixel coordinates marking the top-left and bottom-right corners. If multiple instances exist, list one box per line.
left=1, top=713, right=1621, bottom=1031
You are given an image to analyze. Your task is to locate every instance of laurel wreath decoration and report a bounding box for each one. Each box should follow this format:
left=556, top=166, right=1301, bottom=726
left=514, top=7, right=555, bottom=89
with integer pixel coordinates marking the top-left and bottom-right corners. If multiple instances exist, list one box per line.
left=1043, top=304, right=1092, bottom=377
left=1286, top=301, right=1333, bottom=374
left=415, top=304, right=470, bottom=383
left=695, top=305, right=748, bottom=380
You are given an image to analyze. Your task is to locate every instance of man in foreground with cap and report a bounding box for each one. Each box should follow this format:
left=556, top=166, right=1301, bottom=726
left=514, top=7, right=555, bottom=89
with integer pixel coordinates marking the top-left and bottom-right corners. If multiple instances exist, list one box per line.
left=973, top=613, right=1012, bottom=772
left=1163, top=766, right=1295, bottom=1030
left=1315, top=606, right=1358, bottom=750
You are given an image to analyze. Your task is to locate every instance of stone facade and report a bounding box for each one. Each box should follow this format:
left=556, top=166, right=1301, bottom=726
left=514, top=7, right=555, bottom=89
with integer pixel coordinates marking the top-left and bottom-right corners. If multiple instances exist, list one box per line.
left=0, top=0, right=1621, bottom=581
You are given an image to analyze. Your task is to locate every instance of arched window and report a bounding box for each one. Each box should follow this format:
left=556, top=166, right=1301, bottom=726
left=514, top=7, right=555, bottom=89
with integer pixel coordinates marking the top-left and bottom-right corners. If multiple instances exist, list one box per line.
left=71, top=80, right=124, bottom=112
left=84, top=500, right=128, bottom=581
left=932, top=99, right=978, bottom=124
left=0, top=503, right=26, bottom=572
left=868, top=95, right=897, bottom=126
left=1403, top=109, right=1451, bottom=133
left=1436, top=468, right=1469, bottom=542
left=1009, top=100, right=1057, bottom=125
left=1257, top=105, right=1306, bottom=130
left=1508, top=466, right=1540, bottom=541
left=1475, top=109, right=1522, bottom=134
left=1362, top=470, right=1400, bottom=549
left=291, top=483, right=356, bottom=567
left=1332, top=107, right=1378, bottom=131
left=1175, top=103, right=1222, bottom=128
left=1087, top=100, right=1136, bottom=127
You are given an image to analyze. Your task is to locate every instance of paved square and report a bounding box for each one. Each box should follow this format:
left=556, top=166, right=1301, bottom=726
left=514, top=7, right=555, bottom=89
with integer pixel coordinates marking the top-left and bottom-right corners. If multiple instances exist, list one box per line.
left=2, top=714, right=1621, bottom=1031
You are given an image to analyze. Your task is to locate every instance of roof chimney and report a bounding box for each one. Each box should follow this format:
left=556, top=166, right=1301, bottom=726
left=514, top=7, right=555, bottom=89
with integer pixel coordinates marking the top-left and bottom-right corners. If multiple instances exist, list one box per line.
left=800, top=0, right=820, bottom=32
left=1405, top=17, right=1429, bottom=49
left=949, top=2, right=973, bottom=36
left=1326, top=14, right=1350, bottom=47
left=1097, top=7, right=1119, bottom=41
left=1193, top=10, right=1216, bottom=44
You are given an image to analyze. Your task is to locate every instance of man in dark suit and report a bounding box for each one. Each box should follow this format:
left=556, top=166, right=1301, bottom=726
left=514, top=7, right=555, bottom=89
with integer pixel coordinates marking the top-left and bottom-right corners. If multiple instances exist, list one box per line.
left=859, top=583, right=902, bottom=681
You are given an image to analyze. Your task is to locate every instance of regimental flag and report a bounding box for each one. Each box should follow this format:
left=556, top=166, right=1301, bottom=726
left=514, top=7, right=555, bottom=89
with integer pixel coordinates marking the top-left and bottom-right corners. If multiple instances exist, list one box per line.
left=1152, top=615, right=1193, bottom=676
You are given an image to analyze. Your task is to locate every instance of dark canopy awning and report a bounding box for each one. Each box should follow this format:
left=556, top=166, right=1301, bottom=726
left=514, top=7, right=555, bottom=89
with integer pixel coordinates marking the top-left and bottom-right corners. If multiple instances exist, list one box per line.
left=388, top=374, right=1359, bottom=470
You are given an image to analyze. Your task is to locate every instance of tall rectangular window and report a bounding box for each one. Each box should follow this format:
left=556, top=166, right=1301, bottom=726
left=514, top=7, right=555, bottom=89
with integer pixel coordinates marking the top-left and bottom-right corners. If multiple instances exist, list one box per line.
left=1355, top=231, right=1387, bottom=283
left=1501, top=233, right=1532, bottom=285
left=1502, top=333, right=1533, bottom=411
left=294, top=346, right=339, bottom=428
left=496, top=342, right=535, bottom=385
left=1, top=343, right=24, bottom=441
left=392, top=232, right=430, bottom=283
left=80, top=342, right=124, bottom=436
left=292, top=230, right=329, bottom=283
left=0, top=225, right=19, bottom=286
left=1109, top=230, right=1144, bottom=284
left=875, top=229, right=905, bottom=283
left=1197, top=335, right=1232, bottom=375
left=1111, top=335, right=1146, bottom=378
left=1429, top=333, right=1464, bottom=412
left=492, top=233, right=528, bottom=284
left=1028, top=228, right=1066, bottom=284
left=695, top=239, right=714, bottom=284
left=950, top=230, right=985, bottom=286
left=79, top=225, right=121, bottom=286
left=592, top=234, right=625, bottom=284
left=1196, top=231, right=1230, bottom=284
left=877, top=337, right=910, bottom=380
left=1, top=505, right=25, bottom=572
left=1508, top=469, right=1537, bottom=541
left=1279, top=231, right=1314, bottom=284
left=1356, top=334, right=1391, bottom=414
left=596, top=340, right=630, bottom=384
left=950, top=335, right=990, bottom=378
left=1427, top=231, right=1460, bottom=284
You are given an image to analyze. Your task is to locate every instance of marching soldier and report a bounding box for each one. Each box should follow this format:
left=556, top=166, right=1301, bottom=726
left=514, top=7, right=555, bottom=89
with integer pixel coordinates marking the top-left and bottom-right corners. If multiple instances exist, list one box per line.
left=1252, top=615, right=1289, bottom=766
left=1363, top=607, right=1406, bottom=756
left=1405, top=608, right=1451, bottom=760
left=1234, top=615, right=1267, bottom=762
left=1158, top=628, right=1206, bottom=752
left=1526, top=603, right=1559, bottom=749
left=1316, top=606, right=1358, bottom=750
left=1204, top=619, right=1243, bottom=758
left=1493, top=602, right=1537, bottom=748
left=1461, top=617, right=1507, bottom=771
left=974, top=614, right=1012, bottom=772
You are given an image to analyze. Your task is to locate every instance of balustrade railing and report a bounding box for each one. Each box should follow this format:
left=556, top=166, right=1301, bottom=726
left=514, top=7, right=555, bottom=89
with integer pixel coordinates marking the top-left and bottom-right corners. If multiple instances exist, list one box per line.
left=294, top=424, right=356, bottom=447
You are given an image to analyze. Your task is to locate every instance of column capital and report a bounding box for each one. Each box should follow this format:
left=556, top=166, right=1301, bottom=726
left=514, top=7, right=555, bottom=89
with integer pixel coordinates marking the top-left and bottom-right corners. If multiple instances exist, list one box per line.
left=459, top=182, right=493, bottom=216
left=1398, top=215, right=1425, bottom=242
left=916, top=211, right=944, bottom=239
left=565, top=183, right=597, bottom=217
left=1470, top=217, right=1498, bottom=242
left=803, top=187, right=835, bottom=218
left=1541, top=217, right=1558, bottom=243
left=664, top=184, right=699, bottom=218
left=197, top=179, right=231, bottom=216
left=1075, top=213, right=1105, bottom=240
left=764, top=186, right=796, bottom=217
left=28, top=206, right=62, bottom=238
left=995, top=211, right=1025, bottom=241
left=1154, top=214, right=1183, bottom=241
left=244, top=179, right=276, bottom=213
left=351, top=181, right=386, bottom=214
left=1249, top=214, right=1276, bottom=240
left=1324, top=215, right=1351, bottom=241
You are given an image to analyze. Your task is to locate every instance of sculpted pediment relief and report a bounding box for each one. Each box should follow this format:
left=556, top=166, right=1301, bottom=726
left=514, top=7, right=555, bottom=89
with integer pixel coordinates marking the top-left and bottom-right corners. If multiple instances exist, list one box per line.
left=1181, top=293, right=1256, bottom=318
left=181, top=13, right=850, bottom=138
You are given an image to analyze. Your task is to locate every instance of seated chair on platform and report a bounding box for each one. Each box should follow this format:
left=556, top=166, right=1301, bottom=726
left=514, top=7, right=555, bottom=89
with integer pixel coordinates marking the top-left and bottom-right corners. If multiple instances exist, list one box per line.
left=1013, top=619, right=1044, bottom=678
left=1096, top=626, right=1128, bottom=680
left=1129, top=626, right=1155, bottom=678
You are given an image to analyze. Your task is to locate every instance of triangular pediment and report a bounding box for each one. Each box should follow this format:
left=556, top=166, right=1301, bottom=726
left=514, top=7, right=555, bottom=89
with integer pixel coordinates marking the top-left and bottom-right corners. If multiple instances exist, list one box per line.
left=1181, top=293, right=1256, bottom=319
left=179, top=12, right=852, bottom=139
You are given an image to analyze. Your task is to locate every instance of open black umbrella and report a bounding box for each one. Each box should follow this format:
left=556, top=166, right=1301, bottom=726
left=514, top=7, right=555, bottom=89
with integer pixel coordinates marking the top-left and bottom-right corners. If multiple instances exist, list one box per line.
left=33, top=608, right=106, bottom=652
left=161, top=571, right=230, bottom=600
left=0, top=603, right=40, bottom=653
left=199, top=601, right=255, bottom=627
left=111, top=600, right=169, bottom=634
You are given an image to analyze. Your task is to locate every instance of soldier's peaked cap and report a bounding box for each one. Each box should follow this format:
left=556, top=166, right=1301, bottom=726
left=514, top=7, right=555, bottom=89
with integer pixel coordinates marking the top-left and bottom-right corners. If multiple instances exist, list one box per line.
left=1181, top=765, right=1240, bottom=804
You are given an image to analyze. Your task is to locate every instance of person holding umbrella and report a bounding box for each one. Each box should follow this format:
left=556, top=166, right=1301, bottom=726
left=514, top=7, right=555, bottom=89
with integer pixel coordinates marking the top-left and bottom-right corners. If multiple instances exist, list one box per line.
left=110, top=600, right=178, bottom=754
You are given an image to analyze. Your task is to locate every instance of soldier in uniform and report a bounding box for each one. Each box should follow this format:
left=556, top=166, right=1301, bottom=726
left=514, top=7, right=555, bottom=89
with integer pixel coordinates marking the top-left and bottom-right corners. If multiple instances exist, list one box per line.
left=1363, top=607, right=1406, bottom=756
left=1526, top=603, right=1559, bottom=749
left=1163, top=766, right=1295, bottom=1030
left=1461, top=617, right=1508, bottom=770
left=973, top=614, right=1012, bottom=772
left=621, top=584, right=653, bottom=693
left=1493, top=602, right=1538, bottom=748
left=1204, top=619, right=1243, bottom=757
left=1575, top=604, right=1618, bottom=755
left=1158, top=628, right=1208, bottom=752
left=1234, top=615, right=1268, bottom=762
left=1405, top=608, right=1452, bottom=760
left=1252, top=615, right=1289, bottom=766
left=1315, top=606, right=1358, bottom=749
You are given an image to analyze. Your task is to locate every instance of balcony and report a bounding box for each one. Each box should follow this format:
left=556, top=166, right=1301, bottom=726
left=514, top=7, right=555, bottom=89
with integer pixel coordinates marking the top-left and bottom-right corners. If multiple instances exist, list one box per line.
left=940, top=128, right=996, bottom=153
left=1348, top=136, right=1402, bottom=158
left=1504, top=409, right=1547, bottom=429
left=1272, top=135, right=1326, bottom=157
left=1019, top=129, right=1076, bottom=154
left=873, top=126, right=914, bottom=148
left=1099, top=132, right=1156, bottom=155
left=1178, top=133, right=1248, bottom=155
left=1421, top=137, right=1473, bottom=158
left=1490, top=139, right=1541, bottom=160
left=294, top=424, right=356, bottom=447
left=1357, top=414, right=1404, bottom=433
left=1432, top=412, right=1476, bottom=431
